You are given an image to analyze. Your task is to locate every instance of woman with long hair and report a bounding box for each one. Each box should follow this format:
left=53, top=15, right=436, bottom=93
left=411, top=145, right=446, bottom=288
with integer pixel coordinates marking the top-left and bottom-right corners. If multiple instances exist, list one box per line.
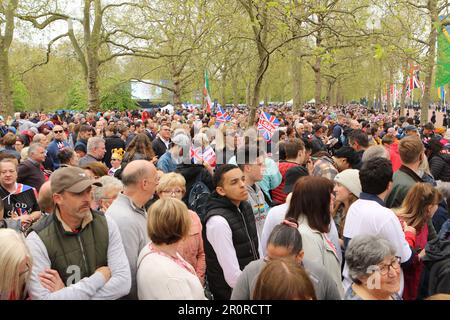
left=285, top=176, right=343, bottom=296
left=121, top=133, right=156, bottom=169
left=0, top=229, right=33, bottom=300
left=395, top=183, right=442, bottom=300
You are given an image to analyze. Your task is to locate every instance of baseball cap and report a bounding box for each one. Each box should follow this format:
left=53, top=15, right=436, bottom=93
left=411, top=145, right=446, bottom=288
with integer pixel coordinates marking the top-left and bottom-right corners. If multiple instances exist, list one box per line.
left=51, top=166, right=102, bottom=194
left=404, top=125, right=417, bottom=132
left=171, top=134, right=191, bottom=148
left=283, top=165, right=309, bottom=193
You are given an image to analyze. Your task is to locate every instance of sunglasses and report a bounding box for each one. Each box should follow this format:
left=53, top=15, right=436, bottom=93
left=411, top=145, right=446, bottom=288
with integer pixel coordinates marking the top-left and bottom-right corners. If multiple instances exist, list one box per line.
left=53, top=130, right=64, bottom=134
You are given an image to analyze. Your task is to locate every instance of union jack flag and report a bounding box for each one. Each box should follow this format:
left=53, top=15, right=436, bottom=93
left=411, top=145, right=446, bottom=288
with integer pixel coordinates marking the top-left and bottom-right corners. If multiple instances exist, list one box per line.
left=215, top=106, right=231, bottom=127
left=258, top=112, right=280, bottom=141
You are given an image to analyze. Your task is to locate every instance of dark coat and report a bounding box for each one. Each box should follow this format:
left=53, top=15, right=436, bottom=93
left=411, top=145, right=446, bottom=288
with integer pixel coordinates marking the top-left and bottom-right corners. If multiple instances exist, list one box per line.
left=17, top=159, right=45, bottom=191
left=152, top=137, right=170, bottom=159
left=430, top=154, right=450, bottom=182
left=421, top=221, right=450, bottom=296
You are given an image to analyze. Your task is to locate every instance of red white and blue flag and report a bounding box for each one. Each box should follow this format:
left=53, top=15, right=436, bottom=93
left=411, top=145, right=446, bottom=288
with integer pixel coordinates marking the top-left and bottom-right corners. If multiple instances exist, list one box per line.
left=215, top=106, right=231, bottom=127
left=258, top=112, right=280, bottom=141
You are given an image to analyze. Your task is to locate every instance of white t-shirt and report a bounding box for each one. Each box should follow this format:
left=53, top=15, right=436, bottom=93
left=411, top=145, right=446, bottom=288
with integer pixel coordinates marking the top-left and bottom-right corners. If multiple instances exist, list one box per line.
left=343, top=199, right=412, bottom=293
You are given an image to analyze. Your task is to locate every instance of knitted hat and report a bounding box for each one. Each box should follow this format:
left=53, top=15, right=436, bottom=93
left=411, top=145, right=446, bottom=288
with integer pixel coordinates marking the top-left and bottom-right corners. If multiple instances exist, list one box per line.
left=334, top=169, right=362, bottom=198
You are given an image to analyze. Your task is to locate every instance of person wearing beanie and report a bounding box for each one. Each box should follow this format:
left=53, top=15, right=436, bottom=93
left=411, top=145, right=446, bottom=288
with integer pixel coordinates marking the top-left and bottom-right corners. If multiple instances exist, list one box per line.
left=333, top=169, right=362, bottom=239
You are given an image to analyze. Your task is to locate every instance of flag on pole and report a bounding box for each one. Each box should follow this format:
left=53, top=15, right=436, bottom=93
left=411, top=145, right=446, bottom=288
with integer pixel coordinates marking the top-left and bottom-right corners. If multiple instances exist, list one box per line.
left=257, top=112, right=280, bottom=141
left=203, top=70, right=212, bottom=113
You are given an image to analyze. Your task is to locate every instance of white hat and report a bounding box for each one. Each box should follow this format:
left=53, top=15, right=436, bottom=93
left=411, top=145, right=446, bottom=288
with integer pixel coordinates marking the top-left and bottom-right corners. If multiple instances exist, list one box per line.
left=334, top=169, right=362, bottom=198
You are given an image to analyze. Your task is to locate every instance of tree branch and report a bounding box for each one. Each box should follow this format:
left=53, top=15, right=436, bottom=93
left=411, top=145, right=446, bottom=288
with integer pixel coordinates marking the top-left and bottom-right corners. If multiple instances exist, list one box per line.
left=20, top=33, right=69, bottom=78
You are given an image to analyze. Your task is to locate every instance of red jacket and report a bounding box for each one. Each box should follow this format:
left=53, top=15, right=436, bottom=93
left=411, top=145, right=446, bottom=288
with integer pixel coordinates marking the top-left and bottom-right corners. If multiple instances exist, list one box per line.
left=271, top=161, right=299, bottom=204
left=400, top=217, right=428, bottom=301
left=388, top=142, right=402, bottom=173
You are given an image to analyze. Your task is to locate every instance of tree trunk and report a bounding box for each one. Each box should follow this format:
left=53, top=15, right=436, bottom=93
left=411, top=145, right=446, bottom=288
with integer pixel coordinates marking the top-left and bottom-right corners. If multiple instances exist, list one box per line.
left=247, top=54, right=268, bottom=127
left=400, top=62, right=409, bottom=116
left=387, top=70, right=392, bottom=114
left=245, top=80, right=251, bottom=107
left=0, top=51, right=13, bottom=115
left=86, top=54, right=100, bottom=111
left=326, top=80, right=333, bottom=105
left=313, top=56, right=322, bottom=106
left=292, top=50, right=303, bottom=112
left=0, top=0, right=18, bottom=116
left=232, top=73, right=239, bottom=107
left=172, top=77, right=182, bottom=108
left=421, top=0, right=438, bottom=124
left=221, top=72, right=227, bottom=107
left=368, top=90, right=374, bottom=110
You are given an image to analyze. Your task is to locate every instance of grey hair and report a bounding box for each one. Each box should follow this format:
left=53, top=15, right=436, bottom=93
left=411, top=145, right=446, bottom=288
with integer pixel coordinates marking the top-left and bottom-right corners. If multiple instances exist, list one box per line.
left=93, top=176, right=123, bottom=201
left=87, top=136, right=105, bottom=153
left=345, top=235, right=396, bottom=284
left=193, top=133, right=209, bottom=148
left=32, top=134, right=46, bottom=144
left=362, top=145, right=390, bottom=163
left=28, top=143, right=44, bottom=156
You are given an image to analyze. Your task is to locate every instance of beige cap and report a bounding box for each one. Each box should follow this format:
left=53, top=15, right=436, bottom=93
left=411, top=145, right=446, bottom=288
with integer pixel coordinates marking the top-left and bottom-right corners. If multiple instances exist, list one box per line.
left=51, top=166, right=102, bottom=194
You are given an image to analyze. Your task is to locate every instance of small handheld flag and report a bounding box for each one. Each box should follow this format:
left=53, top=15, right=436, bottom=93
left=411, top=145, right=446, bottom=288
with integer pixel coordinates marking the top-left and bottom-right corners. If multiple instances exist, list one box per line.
left=258, top=112, right=280, bottom=141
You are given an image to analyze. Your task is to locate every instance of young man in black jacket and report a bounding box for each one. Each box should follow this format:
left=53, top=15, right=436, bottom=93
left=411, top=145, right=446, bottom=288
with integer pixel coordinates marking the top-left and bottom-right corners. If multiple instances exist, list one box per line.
left=152, top=124, right=172, bottom=159
left=203, top=164, right=260, bottom=300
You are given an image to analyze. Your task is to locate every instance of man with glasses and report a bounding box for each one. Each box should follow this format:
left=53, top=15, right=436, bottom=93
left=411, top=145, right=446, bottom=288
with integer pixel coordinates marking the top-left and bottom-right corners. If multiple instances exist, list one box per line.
left=152, top=124, right=172, bottom=159
left=105, top=160, right=159, bottom=299
left=46, top=125, right=70, bottom=170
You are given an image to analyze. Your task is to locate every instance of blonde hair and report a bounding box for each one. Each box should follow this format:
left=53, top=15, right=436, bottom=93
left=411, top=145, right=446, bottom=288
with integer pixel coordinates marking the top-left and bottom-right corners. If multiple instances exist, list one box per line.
left=0, top=229, right=32, bottom=300
left=147, top=198, right=191, bottom=245
left=156, top=172, right=186, bottom=194
left=395, top=183, right=442, bottom=231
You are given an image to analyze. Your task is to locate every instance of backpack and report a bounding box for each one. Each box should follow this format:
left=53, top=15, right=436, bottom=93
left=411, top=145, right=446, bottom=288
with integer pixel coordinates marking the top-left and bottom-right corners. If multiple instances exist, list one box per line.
left=188, top=175, right=211, bottom=223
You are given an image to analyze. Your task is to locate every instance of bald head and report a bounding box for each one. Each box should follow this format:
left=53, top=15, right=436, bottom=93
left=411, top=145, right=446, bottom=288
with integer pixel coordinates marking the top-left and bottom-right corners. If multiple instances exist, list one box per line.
left=121, top=160, right=156, bottom=186
left=121, top=160, right=158, bottom=205
left=38, top=181, right=54, bottom=213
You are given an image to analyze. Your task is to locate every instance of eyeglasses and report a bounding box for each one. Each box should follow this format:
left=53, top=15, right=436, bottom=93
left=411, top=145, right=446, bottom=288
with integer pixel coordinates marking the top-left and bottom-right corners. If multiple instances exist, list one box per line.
left=161, top=189, right=183, bottom=196
left=377, top=256, right=401, bottom=275
left=53, top=130, right=64, bottom=134
left=111, top=159, right=121, bottom=162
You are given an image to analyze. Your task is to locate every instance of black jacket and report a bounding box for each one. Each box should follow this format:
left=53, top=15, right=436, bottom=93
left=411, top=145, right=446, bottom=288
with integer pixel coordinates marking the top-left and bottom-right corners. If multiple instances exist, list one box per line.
left=203, top=193, right=260, bottom=300
left=104, top=135, right=125, bottom=168
left=17, top=159, right=45, bottom=191
left=430, top=154, right=450, bottom=182
left=176, top=163, right=213, bottom=206
left=421, top=222, right=450, bottom=296
left=152, top=137, right=170, bottom=159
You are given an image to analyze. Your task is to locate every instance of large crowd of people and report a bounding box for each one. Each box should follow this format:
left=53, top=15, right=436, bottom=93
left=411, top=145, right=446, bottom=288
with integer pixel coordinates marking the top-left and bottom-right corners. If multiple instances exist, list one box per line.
left=0, top=104, right=449, bottom=300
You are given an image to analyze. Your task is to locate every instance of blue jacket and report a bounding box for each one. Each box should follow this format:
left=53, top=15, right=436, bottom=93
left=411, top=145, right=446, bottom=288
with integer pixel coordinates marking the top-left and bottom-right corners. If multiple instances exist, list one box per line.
left=157, top=151, right=177, bottom=173
left=47, top=140, right=70, bottom=170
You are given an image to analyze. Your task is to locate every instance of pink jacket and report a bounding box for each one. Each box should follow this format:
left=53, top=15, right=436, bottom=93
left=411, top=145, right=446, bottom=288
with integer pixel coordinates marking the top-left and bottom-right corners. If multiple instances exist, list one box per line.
left=178, top=210, right=206, bottom=285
